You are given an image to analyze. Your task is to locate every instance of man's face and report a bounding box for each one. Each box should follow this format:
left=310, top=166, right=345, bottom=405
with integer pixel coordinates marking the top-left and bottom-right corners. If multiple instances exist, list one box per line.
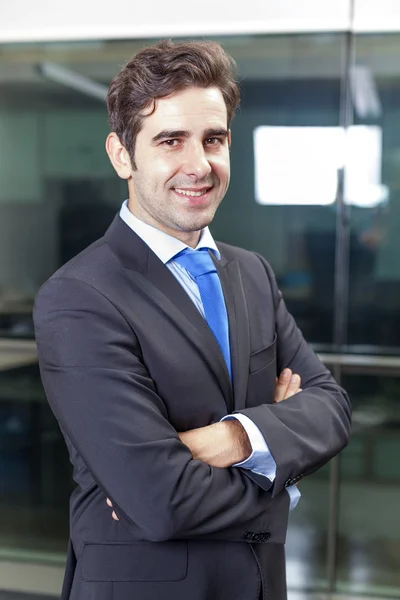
left=126, top=86, right=231, bottom=245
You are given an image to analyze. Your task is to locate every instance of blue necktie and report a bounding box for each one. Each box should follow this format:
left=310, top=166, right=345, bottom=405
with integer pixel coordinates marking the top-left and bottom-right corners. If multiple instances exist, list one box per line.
left=173, top=248, right=232, bottom=378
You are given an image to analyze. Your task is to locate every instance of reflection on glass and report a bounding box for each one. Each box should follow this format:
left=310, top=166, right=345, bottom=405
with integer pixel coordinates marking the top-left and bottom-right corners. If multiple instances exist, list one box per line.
left=348, top=34, right=400, bottom=350
left=254, top=125, right=387, bottom=208
left=0, top=363, right=70, bottom=556
left=211, top=34, right=345, bottom=347
left=254, top=126, right=342, bottom=206
left=286, top=465, right=331, bottom=593
left=337, top=374, right=400, bottom=597
left=345, top=126, right=388, bottom=208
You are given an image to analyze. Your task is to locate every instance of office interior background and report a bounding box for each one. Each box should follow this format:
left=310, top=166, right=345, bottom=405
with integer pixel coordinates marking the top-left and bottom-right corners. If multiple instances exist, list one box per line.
left=1, top=1, right=400, bottom=598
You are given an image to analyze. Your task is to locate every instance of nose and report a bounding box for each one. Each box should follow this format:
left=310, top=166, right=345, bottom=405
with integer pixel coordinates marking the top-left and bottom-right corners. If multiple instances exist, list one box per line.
left=181, top=142, right=212, bottom=179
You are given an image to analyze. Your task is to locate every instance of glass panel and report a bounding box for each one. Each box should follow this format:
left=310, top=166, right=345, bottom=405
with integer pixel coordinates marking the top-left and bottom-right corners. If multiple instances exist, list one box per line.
left=0, top=36, right=345, bottom=588
left=211, top=34, right=346, bottom=348
left=0, top=40, right=129, bottom=561
left=0, top=361, right=70, bottom=557
left=286, top=463, right=331, bottom=593
left=347, top=34, right=400, bottom=351
left=337, top=372, right=400, bottom=597
left=0, top=34, right=346, bottom=343
left=215, top=36, right=345, bottom=595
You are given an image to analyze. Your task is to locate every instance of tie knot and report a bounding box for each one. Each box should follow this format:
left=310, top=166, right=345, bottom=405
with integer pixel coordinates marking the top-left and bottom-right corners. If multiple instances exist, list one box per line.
left=173, top=248, right=217, bottom=278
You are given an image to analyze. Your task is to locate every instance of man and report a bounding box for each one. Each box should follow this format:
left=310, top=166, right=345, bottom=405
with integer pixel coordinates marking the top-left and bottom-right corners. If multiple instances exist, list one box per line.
left=34, top=40, right=351, bottom=600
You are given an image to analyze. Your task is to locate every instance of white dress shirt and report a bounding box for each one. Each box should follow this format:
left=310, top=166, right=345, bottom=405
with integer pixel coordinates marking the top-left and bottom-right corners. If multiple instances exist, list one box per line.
left=119, top=200, right=300, bottom=510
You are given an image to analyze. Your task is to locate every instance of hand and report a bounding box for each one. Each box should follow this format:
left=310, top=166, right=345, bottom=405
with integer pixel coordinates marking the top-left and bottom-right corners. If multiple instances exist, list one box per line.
left=106, top=497, right=119, bottom=521
left=274, top=368, right=301, bottom=403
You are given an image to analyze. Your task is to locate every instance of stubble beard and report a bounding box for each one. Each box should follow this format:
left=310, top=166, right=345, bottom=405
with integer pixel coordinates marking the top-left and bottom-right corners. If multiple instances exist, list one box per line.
left=135, top=185, right=221, bottom=235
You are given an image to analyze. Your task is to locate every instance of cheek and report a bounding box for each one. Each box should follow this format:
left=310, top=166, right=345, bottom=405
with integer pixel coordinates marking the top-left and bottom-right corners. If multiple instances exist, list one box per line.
left=152, top=155, right=181, bottom=181
left=213, top=156, right=230, bottom=185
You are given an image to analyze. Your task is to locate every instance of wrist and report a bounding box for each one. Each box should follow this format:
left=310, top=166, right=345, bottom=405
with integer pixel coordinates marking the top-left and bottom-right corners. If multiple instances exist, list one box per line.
left=179, top=420, right=252, bottom=468
left=223, top=419, right=252, bottom=465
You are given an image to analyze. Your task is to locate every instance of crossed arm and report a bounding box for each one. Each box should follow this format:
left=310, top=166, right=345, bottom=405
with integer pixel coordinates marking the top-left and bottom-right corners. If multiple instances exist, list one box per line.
left=178, top=368, right=301, bottom=467
left=107, top=368, right=301, bottom=520
left=35, top=270, right=350, bottom=540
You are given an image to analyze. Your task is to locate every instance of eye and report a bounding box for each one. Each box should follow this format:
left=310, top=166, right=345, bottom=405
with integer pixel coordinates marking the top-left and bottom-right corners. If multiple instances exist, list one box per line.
left=204, top=137, right=223, bottom=146
left=162, top=139, right=180, bottom=147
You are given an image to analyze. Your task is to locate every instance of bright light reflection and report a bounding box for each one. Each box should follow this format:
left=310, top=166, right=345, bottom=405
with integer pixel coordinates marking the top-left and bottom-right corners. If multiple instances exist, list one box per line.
left=254, top=125, right=387, bottom=208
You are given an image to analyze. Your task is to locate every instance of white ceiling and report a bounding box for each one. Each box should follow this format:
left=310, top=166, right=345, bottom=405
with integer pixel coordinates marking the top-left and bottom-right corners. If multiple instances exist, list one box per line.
left=0, top=0, right=352, bottom=43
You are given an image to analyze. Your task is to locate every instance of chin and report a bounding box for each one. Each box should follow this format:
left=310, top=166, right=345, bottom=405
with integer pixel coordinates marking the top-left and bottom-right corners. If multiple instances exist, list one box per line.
left=186, top=216, right=214, bottom=232
left=172, top=212, right=213, bottom=233
left=192, top=207, right=218, bottom=228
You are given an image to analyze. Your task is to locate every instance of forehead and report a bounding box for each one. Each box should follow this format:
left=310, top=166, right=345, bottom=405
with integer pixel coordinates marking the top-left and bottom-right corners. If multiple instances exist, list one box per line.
left=143, top=86, right=228, bottom=134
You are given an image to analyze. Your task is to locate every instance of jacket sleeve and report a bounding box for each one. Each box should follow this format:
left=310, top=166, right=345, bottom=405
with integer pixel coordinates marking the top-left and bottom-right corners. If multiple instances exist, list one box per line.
left=34, top=276, right=288, bottom=543
left=237, top=254, right=352, bottom=496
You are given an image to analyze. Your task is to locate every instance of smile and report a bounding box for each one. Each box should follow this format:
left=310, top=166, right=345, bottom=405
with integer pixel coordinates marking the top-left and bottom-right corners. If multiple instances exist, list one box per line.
left=173, top=188, right=211, bottom=197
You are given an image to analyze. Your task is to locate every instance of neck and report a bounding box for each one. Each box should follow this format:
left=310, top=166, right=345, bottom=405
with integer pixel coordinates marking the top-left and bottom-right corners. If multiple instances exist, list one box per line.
left=181, top=231, right=202, bottom=248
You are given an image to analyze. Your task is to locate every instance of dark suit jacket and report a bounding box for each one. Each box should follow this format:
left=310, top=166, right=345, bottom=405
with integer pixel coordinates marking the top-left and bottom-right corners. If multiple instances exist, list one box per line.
left=33, top=215, right=351, bottom=600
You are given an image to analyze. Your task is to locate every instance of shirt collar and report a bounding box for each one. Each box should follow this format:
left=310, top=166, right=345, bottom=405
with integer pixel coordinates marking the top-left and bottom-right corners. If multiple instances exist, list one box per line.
left=119, top=200, right=220, bottom=264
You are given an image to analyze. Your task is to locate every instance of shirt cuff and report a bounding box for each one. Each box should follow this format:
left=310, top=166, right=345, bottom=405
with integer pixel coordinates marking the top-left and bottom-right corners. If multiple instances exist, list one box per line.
left=287, top=484, right=301, bottom=511
left=221, top=413, right=277, bottom=480
left=221, top=414, right=301, bottom=511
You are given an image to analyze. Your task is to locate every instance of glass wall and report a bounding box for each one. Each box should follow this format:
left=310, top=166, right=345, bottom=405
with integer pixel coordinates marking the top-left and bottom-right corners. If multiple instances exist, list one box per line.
left=337, top=372, right=400, bottom=597
left=335, top=32, right=400, bottom=598
left=346, top=34, right=400, bottom=352
left=0, top=42, right=123, bottom=563
left=213, top=34, right=345, bottom=348
left=0, top=31, right=399, bottom=598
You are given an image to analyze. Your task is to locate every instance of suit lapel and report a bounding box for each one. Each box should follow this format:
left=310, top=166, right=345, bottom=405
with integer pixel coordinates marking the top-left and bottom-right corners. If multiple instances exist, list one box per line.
left=213, top=254, right=250, bottom=412
left=105, top=216, right=233, bottom=411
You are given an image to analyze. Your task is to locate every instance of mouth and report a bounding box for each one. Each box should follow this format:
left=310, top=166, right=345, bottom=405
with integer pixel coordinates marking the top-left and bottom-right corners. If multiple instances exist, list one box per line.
left=172, top=186, right=213, bottom=199
left=172, top=186, right=213, bottom=206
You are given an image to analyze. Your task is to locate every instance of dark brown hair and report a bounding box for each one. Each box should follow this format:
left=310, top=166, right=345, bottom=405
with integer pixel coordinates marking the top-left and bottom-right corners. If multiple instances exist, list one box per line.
left=106, top=40, right=240, bottom=168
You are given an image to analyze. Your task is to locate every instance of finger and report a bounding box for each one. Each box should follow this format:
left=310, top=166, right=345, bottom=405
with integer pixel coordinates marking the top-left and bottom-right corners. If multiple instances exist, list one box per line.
left=274, top=369, right=292, bottom=403
left=284, top=374, right=302, bottom=399
left=112, top=511, right=119, bottom=521
left=106, top=498, right=113, bottom=507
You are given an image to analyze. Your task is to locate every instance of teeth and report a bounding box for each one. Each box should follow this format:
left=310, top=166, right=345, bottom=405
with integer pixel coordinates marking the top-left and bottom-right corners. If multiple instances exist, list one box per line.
left=174, top=188, right=207, bottom=197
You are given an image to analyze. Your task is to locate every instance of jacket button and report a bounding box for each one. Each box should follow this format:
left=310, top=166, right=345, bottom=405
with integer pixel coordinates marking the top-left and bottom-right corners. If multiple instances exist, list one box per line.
left=252, top=533, right=260, bottom=541
left=244, top=531, right=254, bottom=541
left=263, top=532, right=271, bottom=541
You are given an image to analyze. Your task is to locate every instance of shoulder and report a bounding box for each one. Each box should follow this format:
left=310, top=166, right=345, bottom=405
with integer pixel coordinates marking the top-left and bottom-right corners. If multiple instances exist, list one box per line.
left=40, top=238, right=111, bottom=291
left=34, top=236, right=119, bottom=312
left=53, top=236, right=115, bottom=281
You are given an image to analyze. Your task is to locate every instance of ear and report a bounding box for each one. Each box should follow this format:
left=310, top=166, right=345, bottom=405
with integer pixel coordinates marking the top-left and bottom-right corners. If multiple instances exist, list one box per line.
left=105, top=133, right=132, bottom=179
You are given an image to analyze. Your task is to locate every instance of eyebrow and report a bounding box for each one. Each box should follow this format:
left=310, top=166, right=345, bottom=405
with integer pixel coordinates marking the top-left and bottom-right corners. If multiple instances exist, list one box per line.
left=151, top=128, right=229, bottom=143
left=204, top=128, right=229, bottom=139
